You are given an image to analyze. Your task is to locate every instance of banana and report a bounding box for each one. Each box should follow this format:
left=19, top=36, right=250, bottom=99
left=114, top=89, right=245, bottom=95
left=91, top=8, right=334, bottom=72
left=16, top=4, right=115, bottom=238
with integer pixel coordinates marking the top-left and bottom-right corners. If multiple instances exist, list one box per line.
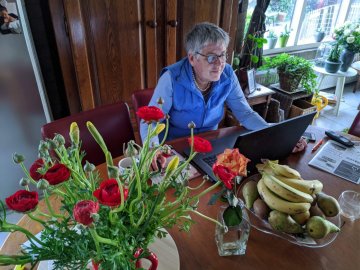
left=275, top=175, right=323, bottom=195
left=257, top=179, right=311, bottom=215
left=262, top=173, right=313, bottom=203
left=267, top=160, right=302, bottom=179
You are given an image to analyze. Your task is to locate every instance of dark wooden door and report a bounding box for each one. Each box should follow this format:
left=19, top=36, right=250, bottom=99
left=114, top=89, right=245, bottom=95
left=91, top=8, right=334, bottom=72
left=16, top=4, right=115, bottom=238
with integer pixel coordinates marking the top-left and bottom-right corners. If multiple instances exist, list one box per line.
left=49, top=0, right=238, bottom=112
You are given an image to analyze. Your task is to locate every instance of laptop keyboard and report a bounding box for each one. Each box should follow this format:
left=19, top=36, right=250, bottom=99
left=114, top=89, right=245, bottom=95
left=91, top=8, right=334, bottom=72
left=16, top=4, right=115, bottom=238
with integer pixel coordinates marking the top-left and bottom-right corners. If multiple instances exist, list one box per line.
left=203, top=155, right=217, bottom=167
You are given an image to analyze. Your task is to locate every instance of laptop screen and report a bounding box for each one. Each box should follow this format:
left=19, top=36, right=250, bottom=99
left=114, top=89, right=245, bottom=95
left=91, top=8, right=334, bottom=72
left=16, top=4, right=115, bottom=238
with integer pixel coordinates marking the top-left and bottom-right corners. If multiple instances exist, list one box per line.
left=184, top=111, right=316, bottom=181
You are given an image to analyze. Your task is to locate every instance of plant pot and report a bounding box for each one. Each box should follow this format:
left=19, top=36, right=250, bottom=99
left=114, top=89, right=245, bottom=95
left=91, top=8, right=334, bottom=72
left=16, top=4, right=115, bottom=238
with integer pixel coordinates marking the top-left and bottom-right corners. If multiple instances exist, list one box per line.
left=279, top=36, right=289, bottom=48
left=267, top=37, right=278, bottom=49
left=314, top=32, right=325, bottom=42
left=324, top=60, right=342, bottom=73
left=339, top=48, right=356, bottom=72
left=278, top=70, right=302, bottom=92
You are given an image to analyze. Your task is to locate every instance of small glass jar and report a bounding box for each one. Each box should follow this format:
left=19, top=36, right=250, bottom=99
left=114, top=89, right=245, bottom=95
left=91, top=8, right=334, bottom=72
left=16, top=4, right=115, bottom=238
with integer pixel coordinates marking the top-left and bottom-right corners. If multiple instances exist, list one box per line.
left=215, top=202, right=250, bottom=256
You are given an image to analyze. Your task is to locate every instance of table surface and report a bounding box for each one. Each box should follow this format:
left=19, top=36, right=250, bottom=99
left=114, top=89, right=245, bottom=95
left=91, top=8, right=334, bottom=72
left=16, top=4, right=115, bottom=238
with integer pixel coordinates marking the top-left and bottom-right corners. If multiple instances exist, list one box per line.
left=1, top=126, right=360, bottom=270
left=352, top=61, right=360, bottom=72
left=313, top=65, right=357, bottom=77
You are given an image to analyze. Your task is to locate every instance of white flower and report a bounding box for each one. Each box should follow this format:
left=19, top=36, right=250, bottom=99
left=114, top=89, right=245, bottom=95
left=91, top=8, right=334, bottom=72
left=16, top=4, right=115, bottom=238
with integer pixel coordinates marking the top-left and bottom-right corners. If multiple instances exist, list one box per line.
left=344, top=29, right=351, bottom=36
left=346, top=36, right=355, bottom=44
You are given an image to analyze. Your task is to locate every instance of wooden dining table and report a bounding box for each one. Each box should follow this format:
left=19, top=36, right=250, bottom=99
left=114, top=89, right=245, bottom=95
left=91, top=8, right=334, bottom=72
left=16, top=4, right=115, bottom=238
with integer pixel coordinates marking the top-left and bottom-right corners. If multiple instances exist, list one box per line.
left=1, top=125, right=360, bottom=270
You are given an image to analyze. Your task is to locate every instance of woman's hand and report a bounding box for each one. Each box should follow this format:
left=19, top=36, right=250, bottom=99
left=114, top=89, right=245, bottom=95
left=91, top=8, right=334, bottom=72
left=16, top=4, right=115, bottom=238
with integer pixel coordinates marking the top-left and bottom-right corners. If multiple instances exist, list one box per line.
left=151, top=150, right=167, bottom=171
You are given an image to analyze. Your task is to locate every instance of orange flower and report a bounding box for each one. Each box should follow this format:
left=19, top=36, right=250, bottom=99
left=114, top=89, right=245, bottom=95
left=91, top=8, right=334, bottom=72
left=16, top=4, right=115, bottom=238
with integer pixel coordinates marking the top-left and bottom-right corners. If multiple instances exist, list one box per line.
left=215, top=148, right=250, bottom=177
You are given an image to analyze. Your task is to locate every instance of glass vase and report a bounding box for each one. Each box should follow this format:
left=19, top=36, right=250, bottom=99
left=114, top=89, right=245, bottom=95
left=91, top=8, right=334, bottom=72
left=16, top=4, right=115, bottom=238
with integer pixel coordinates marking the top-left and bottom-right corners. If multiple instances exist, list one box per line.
left=215, top=202, right=250, bottom=256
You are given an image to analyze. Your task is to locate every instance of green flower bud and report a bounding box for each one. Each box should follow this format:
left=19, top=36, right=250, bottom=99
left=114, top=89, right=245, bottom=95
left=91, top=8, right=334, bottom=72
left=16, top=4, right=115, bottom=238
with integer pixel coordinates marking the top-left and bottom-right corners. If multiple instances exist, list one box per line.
left=124, top=140, right=139, bottom=157
left=69, top=122, right=80, bottom=145
left=19, top=177, right=30, bottom=186
left=12, top=153, right=25, bottom=164
left=108, top=165, right=120, bottom=179
left=38, top=140, right=49, bottom=152
left=47, top=139, right=57, bottom=150
left=188, top=121, right=196, bottom=129
left=84, top=161, right=96, bottom=172
left=54, top=134, right=65, bottom=146
left=90, top=212, right=100, bottom=223
left=36, top=179, right=49, bottom=190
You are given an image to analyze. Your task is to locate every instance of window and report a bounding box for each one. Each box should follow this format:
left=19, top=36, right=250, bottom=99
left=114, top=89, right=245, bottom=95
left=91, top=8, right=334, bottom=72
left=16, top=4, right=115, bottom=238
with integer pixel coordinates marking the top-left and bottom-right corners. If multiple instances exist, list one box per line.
left=247, top=0, right=360, bottom=53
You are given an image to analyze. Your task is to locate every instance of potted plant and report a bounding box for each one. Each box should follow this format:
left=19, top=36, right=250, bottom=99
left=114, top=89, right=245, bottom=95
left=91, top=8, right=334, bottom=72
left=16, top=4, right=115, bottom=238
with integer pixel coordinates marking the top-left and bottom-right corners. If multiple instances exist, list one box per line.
left=314, top=27, right=325, bottom=42
left=266, top=30, right=278, bottom=49
left=279, top=25, right=291, bottom=48
left=334, top=21, right=360, bottom=72
left=324, top=42, right=342, bottom=73
left=232, top=32, right=267, bottom=95
left=260, top=53, right=317, bottom=93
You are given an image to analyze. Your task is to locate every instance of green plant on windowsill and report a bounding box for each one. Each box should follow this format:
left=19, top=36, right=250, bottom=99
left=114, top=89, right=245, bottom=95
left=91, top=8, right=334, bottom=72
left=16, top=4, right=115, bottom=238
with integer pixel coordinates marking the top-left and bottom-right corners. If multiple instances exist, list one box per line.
left=260, top=53, right=317, bottom=93
left=232, top=33, right=267, bottom=71
left=324, top=42, right=342, bottom=73
left=279, top=25, right=291, bottom=47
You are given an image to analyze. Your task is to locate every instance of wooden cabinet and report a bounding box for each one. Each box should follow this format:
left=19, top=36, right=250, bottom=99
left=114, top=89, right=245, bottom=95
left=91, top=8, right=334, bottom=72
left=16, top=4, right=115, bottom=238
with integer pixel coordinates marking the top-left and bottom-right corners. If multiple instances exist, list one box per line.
left=49, top=0, right=238, bottom=113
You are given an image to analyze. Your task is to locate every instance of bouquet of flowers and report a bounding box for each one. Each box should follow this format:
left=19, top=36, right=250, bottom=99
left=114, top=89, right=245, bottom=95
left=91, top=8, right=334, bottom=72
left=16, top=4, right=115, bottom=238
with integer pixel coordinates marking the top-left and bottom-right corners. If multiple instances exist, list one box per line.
left=333, top=21, right=360, bottom=53
left=0, top=104, right=226, bottom=269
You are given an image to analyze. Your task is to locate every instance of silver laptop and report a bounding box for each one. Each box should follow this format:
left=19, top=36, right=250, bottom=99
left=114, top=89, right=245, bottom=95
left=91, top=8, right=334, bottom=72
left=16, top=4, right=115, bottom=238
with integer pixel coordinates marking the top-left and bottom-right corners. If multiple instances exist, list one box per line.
left=184, top=111, right=316, bottom=181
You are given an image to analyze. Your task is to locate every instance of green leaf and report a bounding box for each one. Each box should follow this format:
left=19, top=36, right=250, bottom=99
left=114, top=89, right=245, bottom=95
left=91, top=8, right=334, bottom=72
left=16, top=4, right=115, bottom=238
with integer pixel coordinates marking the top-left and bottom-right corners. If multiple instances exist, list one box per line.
left=223, top=205, right=242, bottom=227
left=251, top=55, right=259, bottom=63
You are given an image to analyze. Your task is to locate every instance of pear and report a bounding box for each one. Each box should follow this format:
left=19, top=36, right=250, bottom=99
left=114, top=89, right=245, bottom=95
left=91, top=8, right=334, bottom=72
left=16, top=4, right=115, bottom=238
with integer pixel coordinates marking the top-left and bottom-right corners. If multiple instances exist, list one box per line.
left=268, top=210, right=304, bottom=234
left=291, top=211, right=310, bottom=225
left=242, top=181, right=259, bottom=209
left=309, top=205, right=325, bottom=218
left=306, top=216, right=340, bottom=239
left=317, top=192, right=340, bottom=217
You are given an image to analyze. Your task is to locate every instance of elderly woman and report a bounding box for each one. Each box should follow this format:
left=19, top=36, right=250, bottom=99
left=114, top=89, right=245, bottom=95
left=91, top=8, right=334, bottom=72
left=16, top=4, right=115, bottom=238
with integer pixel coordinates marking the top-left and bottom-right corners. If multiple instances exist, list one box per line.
left=140, top=22, right=268, bottom=146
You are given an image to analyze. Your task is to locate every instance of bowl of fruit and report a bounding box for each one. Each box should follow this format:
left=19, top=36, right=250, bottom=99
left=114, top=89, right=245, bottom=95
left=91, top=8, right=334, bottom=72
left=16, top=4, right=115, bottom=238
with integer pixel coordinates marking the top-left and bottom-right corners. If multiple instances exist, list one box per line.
left=240, top=160, right=341, bottom=248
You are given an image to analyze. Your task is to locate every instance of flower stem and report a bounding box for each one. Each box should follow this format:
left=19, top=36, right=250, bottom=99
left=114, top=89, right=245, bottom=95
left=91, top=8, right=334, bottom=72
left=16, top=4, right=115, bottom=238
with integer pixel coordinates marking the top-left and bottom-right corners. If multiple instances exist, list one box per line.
left=191, top=180, right=221, bottom=202
left=89, top=228, right=118, bottom=247
left=44, top=190, right=64, bottom=219
left=191, top=210, right=224, bottom=228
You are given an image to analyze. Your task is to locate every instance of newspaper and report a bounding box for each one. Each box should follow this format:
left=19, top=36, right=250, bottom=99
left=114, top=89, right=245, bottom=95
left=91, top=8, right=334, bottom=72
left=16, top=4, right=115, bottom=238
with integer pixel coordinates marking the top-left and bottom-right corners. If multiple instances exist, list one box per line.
left=309, top=140, right=360, bottom=184
left=151, top=149, right=200, bottom=184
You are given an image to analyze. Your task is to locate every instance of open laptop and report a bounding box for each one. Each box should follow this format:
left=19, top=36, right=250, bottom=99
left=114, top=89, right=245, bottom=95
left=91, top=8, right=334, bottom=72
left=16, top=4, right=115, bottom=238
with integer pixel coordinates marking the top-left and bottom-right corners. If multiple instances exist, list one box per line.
left=184, top=111, right=316, bottom=181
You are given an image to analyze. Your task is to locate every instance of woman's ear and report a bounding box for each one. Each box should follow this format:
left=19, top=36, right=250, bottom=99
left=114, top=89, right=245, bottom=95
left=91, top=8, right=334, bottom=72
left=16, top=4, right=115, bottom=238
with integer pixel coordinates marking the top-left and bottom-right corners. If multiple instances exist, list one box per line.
left=188, top=53, right=196, bottom=67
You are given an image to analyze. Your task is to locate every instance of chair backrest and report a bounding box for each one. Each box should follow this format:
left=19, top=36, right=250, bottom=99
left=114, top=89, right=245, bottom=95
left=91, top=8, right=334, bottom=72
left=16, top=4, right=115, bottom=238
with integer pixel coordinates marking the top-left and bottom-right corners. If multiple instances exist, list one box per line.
left=131, top=88, right=154, bottom=130
left=41, top=101, right=135, bottom=165
left=349, top=111, right=360, bottom=137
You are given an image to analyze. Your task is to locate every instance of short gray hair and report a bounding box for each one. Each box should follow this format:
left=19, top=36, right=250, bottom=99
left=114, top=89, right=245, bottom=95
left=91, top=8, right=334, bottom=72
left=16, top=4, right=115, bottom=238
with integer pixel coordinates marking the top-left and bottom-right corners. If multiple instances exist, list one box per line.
left=185, top=22, right=230, bottom=54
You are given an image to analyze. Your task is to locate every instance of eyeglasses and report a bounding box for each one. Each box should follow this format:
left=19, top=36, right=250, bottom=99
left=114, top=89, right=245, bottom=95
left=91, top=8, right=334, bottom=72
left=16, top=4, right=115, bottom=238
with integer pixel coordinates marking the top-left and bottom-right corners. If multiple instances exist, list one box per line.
left=195, top=52, right=228, bottom=64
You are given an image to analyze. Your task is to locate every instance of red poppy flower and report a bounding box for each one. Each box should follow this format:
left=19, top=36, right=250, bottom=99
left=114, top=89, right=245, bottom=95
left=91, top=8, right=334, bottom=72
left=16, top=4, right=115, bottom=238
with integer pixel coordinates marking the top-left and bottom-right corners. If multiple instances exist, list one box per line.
left=136, top=106, right=164, bottom=122
left=93, top=179, right=128, bottom=207
left=212, top=164, right=236, bottom=189
left=5, top=190, right=39, bottom=212
left=29, top=158, right=45, bottom=181
left=44, top=164, right=71, bottom=185
left=187, top=136, right=213, bottom=153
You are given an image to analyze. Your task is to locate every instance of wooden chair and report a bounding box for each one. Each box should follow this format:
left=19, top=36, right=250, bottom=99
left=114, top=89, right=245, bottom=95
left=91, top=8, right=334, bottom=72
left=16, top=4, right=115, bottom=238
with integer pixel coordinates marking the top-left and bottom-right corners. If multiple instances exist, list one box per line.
left=41, top=101, right=135, bottom=165
left=131, top=88, right=155, bottom=130
left=348, top=111, right=360, bottom=138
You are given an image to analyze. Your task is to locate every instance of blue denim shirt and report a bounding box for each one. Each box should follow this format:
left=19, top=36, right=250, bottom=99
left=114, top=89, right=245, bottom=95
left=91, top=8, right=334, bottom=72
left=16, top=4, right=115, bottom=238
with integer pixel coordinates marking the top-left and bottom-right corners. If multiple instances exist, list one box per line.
left=140, top=58, right=268, bottom=144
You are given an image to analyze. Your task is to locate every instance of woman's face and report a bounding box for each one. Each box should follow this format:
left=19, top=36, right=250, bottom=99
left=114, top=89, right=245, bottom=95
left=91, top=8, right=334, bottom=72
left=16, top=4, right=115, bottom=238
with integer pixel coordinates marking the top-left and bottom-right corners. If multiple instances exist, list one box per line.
left=188, top=42, right=227, bottom=84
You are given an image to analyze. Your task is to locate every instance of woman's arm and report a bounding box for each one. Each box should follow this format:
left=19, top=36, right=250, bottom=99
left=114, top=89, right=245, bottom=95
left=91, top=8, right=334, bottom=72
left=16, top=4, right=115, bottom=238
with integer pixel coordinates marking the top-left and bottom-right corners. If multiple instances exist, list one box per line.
left=139, top=71, right=174, bottom=144
left=226, top=71, right=268, bottom=131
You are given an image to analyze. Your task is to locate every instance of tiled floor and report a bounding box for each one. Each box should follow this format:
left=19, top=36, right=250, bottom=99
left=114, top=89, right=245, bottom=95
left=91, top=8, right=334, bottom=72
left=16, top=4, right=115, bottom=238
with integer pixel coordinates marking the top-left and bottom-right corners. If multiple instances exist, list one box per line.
left=312, top=82, right=360, bottom=131
left=1, top=83, right=359, bottom=249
